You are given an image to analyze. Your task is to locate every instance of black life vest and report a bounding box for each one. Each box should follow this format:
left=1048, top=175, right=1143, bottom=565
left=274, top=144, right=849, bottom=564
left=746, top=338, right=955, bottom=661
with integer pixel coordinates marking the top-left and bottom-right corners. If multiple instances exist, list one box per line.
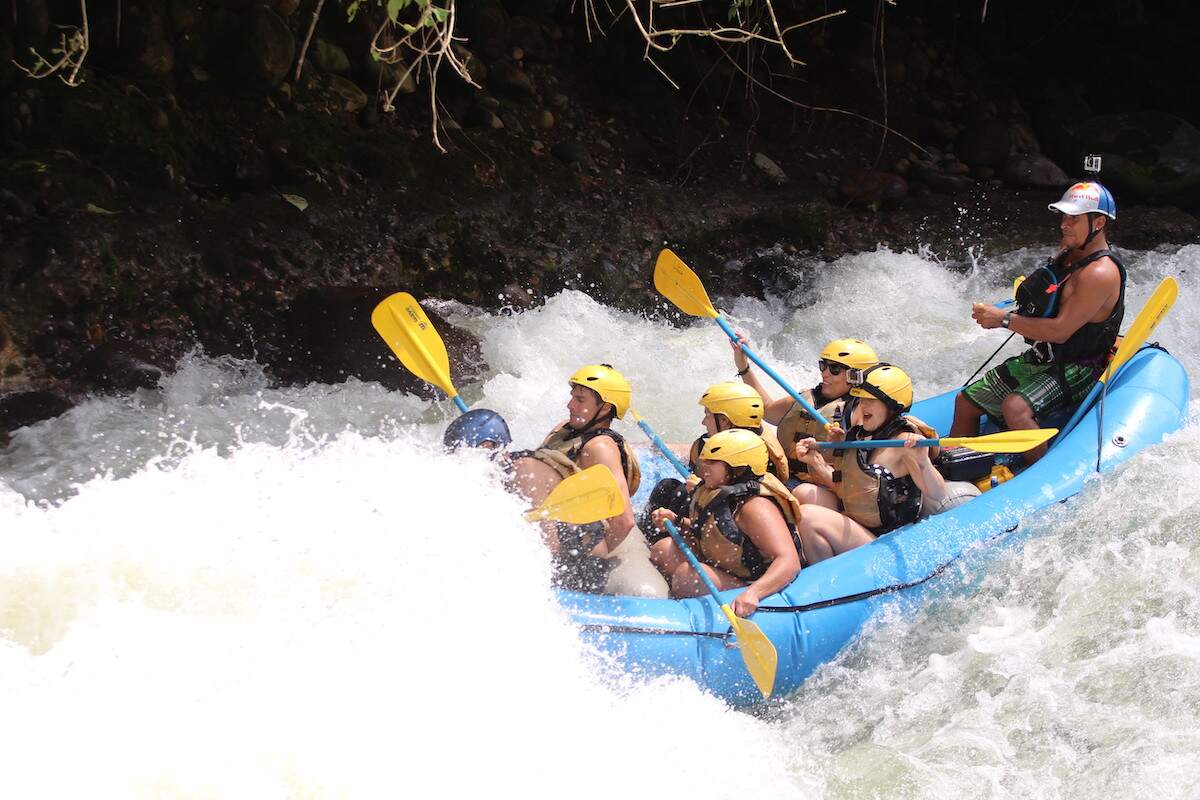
left=1015, top=249, right=1127, bottom=364
left=689, top=474, right=806, bottom=578
left=829, top=414, right=935, bottom=534
left=529, top=422, right=642, bottom=495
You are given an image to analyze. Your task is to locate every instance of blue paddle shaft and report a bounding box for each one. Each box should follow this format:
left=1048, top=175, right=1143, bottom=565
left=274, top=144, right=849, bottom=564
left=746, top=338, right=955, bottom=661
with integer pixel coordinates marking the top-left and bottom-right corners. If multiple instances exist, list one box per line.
left=816, top=438, right=940, bottom=450
left=452, top=396, right=470, bottom=414
left=713, top=315, right=830, bottom=427
left=635, top=418, right=691, bottom=479
left=663, top=519, right=724, bottom=601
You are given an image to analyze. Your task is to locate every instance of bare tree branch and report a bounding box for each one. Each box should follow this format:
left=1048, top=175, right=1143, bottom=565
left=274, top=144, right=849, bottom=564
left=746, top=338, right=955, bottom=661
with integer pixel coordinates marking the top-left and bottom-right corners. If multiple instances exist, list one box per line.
left=13, top=0, right=89, bottom=86
left=294, top=0, right=327, bottom=84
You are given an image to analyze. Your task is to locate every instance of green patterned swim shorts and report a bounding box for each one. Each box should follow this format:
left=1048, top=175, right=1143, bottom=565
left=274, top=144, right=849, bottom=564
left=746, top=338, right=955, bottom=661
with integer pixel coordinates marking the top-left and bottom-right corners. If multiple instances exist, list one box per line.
left=963, top=350, right=1102, bottom=421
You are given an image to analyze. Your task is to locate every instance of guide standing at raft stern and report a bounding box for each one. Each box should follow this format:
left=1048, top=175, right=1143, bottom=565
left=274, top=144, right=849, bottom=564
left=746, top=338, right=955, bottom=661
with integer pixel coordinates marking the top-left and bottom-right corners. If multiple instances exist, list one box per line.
left=953, top=180, right=1126, bottom=464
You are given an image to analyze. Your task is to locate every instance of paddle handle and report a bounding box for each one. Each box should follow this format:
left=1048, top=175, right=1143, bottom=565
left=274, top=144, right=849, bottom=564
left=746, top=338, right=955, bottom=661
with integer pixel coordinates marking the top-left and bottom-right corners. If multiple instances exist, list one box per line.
left=633, top=416, right=692, bottom=479
left=663, top=519, right=725, bottom=601
left=713, top=315, right=830, bottom=427
left=452, top=395, right=469, bottom=414
left=816, top=438, right=941, bottom=450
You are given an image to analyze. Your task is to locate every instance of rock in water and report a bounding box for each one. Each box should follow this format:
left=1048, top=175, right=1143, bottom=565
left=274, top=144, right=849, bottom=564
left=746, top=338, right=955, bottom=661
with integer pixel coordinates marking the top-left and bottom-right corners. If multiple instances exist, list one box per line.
left=74, top=343, right=166, bottom=392
left=0, top=391, right=74, bottom=440
left=272, top=288, right=488, bottom=392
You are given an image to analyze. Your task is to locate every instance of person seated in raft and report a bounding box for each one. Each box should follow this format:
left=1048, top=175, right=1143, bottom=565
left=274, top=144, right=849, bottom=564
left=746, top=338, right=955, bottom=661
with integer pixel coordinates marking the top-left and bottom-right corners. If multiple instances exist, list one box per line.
left=790, top=364, right=977, bottom=563
left=731, top=334, right=879, bottom=497
left=952, top=181, right=1125, bottom=465
left=637, top=381, right=788, bottom=548
left=512, top=364, right=668, bottom=597
left=443, top=408, right=513, bottom=459
left=649, top=428, right=804, bottom=617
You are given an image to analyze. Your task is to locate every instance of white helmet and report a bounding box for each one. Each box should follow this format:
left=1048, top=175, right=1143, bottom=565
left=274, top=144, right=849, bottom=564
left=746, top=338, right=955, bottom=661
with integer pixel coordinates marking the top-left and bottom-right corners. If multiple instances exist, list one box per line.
left=1049, top=181, right=1116, bottom=219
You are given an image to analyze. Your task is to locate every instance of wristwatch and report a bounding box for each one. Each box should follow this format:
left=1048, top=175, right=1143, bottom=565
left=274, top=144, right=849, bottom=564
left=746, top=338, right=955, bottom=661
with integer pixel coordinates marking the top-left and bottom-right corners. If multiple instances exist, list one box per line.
left=1001, top=312, right=1012, bottom=329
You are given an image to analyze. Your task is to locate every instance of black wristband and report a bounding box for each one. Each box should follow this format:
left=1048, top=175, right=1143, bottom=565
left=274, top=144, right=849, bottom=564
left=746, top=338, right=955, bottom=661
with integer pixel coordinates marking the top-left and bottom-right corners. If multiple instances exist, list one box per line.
left=737, top=365, right=750, bottom=376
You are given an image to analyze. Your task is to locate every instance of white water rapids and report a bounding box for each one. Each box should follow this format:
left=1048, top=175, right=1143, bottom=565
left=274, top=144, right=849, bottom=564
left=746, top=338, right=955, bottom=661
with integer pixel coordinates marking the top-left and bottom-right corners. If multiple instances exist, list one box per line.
left=2, top=243, right=1199, bottom=798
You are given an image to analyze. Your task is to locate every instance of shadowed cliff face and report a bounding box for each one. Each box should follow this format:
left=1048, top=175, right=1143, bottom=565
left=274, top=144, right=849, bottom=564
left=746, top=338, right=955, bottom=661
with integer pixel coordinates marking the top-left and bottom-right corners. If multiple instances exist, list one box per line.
left=1, top=0, right=1198, bottom=437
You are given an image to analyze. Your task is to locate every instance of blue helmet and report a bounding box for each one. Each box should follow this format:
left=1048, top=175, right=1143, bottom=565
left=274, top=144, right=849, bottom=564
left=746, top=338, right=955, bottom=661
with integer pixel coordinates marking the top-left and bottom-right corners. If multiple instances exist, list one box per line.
left=443, top=409, right=512, bottom=449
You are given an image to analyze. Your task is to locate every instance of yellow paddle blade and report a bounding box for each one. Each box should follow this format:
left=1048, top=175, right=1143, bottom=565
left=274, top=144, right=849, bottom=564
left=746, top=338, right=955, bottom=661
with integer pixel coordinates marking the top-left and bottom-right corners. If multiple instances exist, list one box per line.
left=1101, top=276, right=1178, bottom=383
left=524, top=465, right=626, bottom=525
left=371, top=292, right=458, bottom=399
left=720, top=604, right=777, bottom=698
left=940, top=428, right=1058, bottom=453
left=654, top=249, right=719, bottom=319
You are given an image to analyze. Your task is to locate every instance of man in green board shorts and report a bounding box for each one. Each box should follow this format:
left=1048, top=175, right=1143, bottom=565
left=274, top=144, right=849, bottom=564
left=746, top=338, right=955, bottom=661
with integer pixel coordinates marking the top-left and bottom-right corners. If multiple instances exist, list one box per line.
left=951, top=181, right=1126, bottom=464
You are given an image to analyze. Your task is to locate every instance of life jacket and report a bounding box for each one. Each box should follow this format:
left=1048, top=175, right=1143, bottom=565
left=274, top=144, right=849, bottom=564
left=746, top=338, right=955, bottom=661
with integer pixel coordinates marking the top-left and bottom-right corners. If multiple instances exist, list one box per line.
left=530, top=422, right=642, bottom=495
left=829, top=414, right=938, bottom=534
left=775, top=388, right=850, bottom=476
left=689, top=472, right=806, bottom=579
left=1016, top=249, right=1127, bottom=364
left=688, top=429, right=790, bottom=482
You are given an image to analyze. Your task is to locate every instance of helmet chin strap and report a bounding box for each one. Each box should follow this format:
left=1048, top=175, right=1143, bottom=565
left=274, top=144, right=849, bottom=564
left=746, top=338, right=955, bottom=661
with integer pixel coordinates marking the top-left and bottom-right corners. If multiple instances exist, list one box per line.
left=567, top=403, right=614, bottom=434
left=1082, top=215, right=1106, bottom=248
left=866, top=408, right=906, bottom=440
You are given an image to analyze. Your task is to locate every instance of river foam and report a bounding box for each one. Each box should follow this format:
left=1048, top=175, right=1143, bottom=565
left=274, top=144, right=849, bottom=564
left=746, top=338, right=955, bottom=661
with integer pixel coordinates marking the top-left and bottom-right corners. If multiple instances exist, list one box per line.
left=2, top=241, right=1198, bottom=797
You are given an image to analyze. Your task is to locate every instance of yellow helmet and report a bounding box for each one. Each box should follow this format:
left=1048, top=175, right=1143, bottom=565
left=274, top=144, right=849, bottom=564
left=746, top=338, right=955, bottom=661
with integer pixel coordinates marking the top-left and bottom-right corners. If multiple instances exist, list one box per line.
left=819, top=338, right=879, bottom=370
left=698, top=381, right=765, bottom=428
left=568, top=363, right=631, bottom=419
left=698, top=428, right=768, bottom=476
left=848, top=363, right=913, bottom=413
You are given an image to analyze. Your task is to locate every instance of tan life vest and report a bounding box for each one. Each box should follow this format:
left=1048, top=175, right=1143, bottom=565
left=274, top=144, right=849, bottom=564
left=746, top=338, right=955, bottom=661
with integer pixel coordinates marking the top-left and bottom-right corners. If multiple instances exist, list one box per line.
left=689, top=430, right=790, bottom=482
left=529, top=422, right=642, bottom=495
left=689, top=473, right=805, bottom=579
left=829, top=415, right=937, bottom=533
left=775, top=388, right=848, bottom=476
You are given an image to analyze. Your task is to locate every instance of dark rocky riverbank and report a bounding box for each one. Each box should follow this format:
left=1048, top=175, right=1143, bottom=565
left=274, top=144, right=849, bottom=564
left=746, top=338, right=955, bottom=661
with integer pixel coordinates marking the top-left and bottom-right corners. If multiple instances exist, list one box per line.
left=3, top=0, right=1200, bottom=443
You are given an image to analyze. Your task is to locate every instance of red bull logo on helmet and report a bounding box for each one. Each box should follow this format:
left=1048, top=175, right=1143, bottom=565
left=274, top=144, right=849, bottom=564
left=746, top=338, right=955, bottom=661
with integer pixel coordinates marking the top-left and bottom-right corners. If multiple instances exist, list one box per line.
left=1067, top=182, right=1101, bottom=203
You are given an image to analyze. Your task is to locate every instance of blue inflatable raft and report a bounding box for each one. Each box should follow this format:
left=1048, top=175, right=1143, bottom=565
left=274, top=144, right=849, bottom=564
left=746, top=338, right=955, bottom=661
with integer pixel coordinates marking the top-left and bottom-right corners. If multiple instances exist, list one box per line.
left=557, top=346, right=1190, bottom=706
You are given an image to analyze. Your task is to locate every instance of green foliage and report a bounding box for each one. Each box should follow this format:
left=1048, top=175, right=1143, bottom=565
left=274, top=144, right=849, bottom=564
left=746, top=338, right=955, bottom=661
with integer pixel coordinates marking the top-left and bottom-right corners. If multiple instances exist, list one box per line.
left=343, top=0, right=450, bottom=31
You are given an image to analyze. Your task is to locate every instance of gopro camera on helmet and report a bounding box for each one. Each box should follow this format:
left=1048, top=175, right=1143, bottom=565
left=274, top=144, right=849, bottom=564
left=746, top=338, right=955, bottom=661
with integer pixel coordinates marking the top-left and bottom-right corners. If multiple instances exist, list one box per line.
left=1084, top=154, right=1102, bottom=174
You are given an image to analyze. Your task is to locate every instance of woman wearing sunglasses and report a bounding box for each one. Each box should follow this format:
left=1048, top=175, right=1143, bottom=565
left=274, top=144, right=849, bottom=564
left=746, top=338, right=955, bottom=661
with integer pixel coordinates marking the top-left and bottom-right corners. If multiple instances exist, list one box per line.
left=789, top=364, right=954, bottom=563
left=733, top=335, right=879, bottom=494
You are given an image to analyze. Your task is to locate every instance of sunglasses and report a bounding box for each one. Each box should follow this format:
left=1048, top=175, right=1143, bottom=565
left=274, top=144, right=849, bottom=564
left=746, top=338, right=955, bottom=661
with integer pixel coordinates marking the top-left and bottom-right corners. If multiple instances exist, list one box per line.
left=817, top=359, right=848, bottom=376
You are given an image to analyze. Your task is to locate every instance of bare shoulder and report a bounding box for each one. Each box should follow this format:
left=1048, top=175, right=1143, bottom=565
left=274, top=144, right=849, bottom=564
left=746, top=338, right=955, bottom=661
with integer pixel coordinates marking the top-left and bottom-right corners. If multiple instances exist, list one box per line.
left=737, top=495, right=781, bottom=523
left=580, top=432, right=620, bottom=458
left=1079, top=254, right=1121, bottom=284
